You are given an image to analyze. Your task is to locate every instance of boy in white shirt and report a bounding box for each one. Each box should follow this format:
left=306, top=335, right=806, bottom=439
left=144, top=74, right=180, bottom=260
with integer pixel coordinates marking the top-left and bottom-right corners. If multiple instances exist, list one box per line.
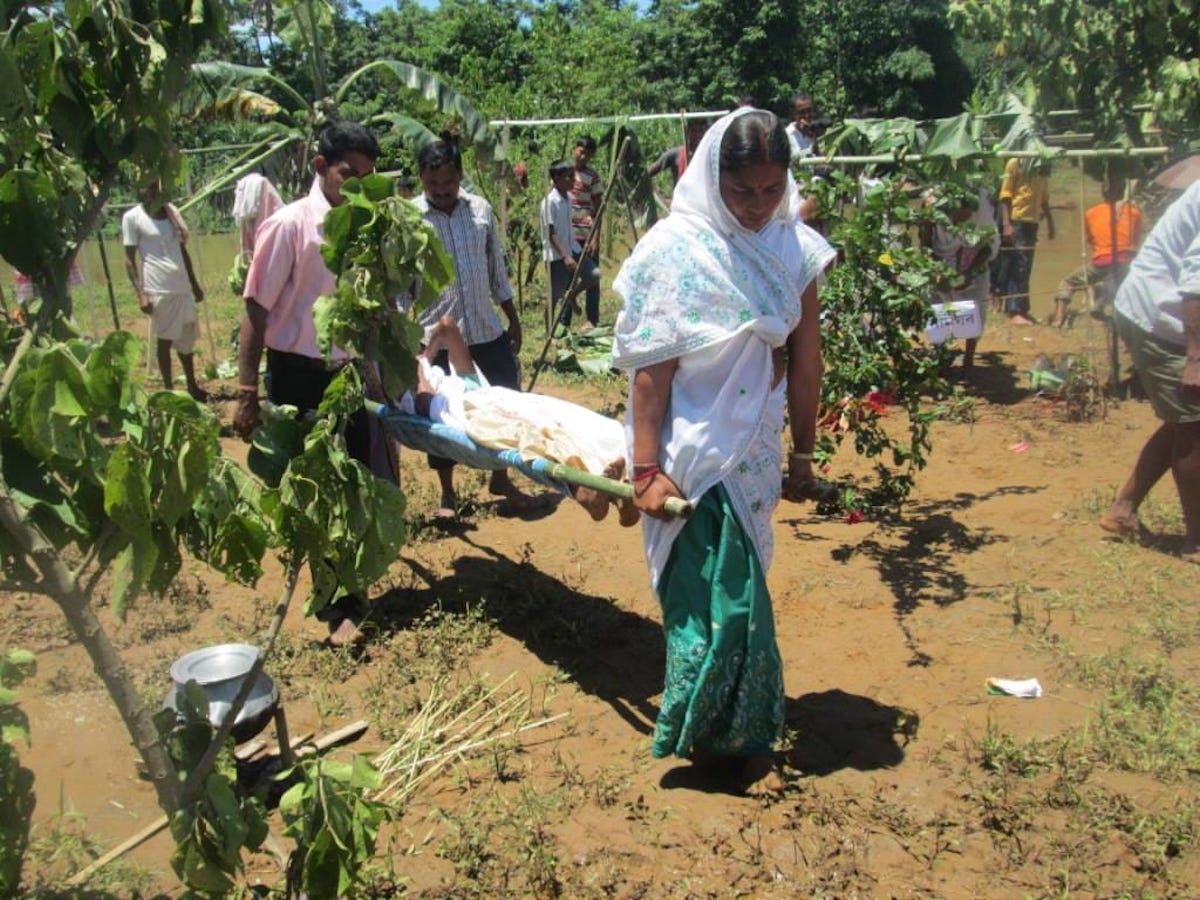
left=122, top=180, right=208, bottom=400
left=540, top=161, right=593, bottom=327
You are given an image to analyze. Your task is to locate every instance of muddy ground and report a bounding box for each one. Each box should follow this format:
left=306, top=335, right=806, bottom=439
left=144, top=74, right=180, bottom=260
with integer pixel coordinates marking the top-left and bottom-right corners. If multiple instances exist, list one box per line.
left=8, top=189, right=1200, bottom=898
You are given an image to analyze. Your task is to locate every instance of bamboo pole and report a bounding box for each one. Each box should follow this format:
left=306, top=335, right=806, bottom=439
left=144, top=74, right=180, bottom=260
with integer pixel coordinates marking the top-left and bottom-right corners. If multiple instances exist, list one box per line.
left=491, top=109, right=728, bottom=128
left=796, top=147, right=1171, bottom=167
left=64, top=723, right=351, bottom=888
left=94, top=232, right=122, bottom=330
left=539, top=460, right=692, bottom=519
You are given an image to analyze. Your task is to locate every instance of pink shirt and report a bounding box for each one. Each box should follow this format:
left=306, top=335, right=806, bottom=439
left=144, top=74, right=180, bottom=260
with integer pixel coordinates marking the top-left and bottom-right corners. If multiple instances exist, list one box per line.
left=243, top=177, right=346, bottom=360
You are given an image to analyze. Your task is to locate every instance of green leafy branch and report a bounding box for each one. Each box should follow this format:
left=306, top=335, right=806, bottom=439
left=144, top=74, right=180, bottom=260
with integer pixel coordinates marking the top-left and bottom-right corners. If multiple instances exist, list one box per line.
left=313, top=173, right=454, bottom=400
left=0, top=648, right=36, bottom=896
left=808, top=171, right=959, bottom=516
left=279, top=754, right=388, bottom=898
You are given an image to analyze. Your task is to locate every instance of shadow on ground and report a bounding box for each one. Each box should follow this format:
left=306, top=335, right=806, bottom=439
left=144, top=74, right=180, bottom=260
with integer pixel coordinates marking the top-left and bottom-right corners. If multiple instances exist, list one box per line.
left=828, top=486, right=1040, bottom=666
left=657, top=689, right=916, bottom=796
left=970, top=349, right=1029, bottom=405
left=374, top=535, right=663, bottom=736
left=787, top=689, right=916, bottom=775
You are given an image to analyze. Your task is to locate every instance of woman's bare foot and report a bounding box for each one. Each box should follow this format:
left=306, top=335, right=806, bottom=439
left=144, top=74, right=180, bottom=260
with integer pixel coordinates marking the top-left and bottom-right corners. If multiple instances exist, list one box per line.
left=743, top=755, right=785, bottom=796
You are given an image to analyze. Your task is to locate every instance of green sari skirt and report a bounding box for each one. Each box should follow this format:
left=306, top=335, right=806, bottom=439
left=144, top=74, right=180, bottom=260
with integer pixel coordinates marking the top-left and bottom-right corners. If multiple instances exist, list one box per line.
left=651, top=484, right=784, bottom=759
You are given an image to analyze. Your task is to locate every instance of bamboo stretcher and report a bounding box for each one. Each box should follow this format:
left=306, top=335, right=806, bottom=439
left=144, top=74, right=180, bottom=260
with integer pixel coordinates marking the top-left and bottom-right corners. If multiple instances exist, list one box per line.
left=366, top=401, right=692, bottom=519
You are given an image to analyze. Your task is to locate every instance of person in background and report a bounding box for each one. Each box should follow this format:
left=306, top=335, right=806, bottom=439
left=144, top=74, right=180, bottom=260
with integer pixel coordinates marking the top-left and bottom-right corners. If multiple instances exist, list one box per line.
left=646, top=145, right=685, bottom=187
left=412, top=139, right=536, bottom=520
left=922, top=186, right=1000, bottom=375
left=647, top=120, right=709, bottom=194
left=396, top=175, right=416, bottom=200
left=1051, top=176, right=1142, bottom=327
left=997, top=158, right=1055, bottom=325
left=234, top=120, right=381, bottom=646
left=785, top=92, right=819, bottom=159
left=540, top=160, right=591, bottom=327
left=122, top=179, right=208, bottom=400
left=612, top=108, right=835, bottom=795
left=569, top=135, right=605, bottom=328
left=1101, top=181, right=1200, bottom=559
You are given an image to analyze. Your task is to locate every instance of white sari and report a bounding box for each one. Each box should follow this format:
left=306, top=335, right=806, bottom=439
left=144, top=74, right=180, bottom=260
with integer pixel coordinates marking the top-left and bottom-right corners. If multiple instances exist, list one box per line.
left=612, top=108, right=833, bottom=587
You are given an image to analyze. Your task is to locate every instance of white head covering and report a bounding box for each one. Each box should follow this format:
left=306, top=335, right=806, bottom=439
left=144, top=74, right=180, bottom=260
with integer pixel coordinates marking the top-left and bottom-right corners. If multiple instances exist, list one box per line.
left=612, top=108, right=827, bottom=370
left=670, top=106, right=797, bottom=241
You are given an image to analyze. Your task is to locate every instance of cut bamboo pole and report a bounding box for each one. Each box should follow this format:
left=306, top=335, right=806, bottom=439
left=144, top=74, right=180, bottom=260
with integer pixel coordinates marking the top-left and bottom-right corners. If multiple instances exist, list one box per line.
left=540, top=460, right=692, bottom=519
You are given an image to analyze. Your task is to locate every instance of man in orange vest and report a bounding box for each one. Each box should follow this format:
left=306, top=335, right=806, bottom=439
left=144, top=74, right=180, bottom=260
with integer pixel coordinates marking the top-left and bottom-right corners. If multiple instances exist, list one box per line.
left=1051, top=176, right=1143, bottom=327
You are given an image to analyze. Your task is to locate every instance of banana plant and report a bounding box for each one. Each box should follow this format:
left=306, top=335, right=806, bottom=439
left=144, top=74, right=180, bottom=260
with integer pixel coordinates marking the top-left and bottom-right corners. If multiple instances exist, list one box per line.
left=179, top=53, right=509, bottom=208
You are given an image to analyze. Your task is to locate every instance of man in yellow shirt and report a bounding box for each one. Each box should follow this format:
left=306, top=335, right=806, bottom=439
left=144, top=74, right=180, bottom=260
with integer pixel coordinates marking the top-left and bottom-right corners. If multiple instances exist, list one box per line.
left=997, top=158, right=1055, bottom=324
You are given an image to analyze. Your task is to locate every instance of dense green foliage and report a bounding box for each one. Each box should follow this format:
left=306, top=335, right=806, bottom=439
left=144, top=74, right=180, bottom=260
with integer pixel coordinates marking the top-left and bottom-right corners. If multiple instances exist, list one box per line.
left=161, top=684, right=268, bottom=894
left=197, top=0, right=976, bottom=152
left=809, top=174, right=967, bottom=514
left=952, top=0, right=1200, bottom=144
left=314, top=173, right=453, bottom=398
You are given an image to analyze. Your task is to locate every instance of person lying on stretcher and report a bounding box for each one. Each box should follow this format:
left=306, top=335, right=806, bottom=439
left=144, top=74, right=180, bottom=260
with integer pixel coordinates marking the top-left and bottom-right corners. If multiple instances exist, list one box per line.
left=399, top=316, right=639, bottom=526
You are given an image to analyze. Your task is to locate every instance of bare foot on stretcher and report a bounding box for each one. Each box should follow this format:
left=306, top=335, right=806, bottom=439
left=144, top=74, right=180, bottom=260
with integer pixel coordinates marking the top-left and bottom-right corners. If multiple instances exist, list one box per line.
left=573, top=484, right=611, bottom=521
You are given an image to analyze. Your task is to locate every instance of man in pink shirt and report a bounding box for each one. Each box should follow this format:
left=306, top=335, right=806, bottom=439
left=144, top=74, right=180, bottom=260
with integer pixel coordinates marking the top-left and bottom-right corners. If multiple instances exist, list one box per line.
left=234, top=121, right=380, bottom=644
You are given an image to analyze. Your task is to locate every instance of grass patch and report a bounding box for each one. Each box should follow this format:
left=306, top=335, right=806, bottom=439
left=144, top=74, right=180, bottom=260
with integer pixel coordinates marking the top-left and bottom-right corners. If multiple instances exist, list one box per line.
left=1070, top=653, right=1200, bottom=779
left=24, top=807, right=161, bottom=897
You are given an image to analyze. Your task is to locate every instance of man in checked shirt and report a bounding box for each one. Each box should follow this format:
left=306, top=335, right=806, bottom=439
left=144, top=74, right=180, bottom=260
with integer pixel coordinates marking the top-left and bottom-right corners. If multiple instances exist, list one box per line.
left=413, top=140, right=538, bottom=519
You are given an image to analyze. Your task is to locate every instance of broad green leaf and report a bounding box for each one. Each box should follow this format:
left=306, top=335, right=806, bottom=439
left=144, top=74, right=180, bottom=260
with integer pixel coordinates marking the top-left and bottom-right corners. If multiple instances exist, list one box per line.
left=247, top=401, right=309, bottom=487
left=108, top=537, right=157, bottom=619
left=0, top=650, right=35, bottom=686
left=0, top=706, right=32, bottom=747
left=22, top=346, right=92, bottom=462
left=1, top=438, right=92, bottom=548
left=339, top=59, right=504, bottom=164
left=349, top=753, right=381, bottom=792
left=144, top=392, right=220, bottom=527
left=145, top=522, right=183, bottom=596
left=205, top=514, right=267, bottom=585
left=0, top=169, right=66, bottom=278
left=104, top=443, right=152, bottom=536
left=84, top=328, right=141, bottom=413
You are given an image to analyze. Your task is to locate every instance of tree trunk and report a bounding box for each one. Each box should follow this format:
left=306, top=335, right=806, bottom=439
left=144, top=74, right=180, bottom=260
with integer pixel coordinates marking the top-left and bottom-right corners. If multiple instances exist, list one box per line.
left=0, top=488, right=181, bottom=813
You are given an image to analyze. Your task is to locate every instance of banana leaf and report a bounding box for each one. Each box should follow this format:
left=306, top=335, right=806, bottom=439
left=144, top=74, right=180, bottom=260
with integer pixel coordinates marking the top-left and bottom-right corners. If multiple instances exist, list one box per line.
left=340, top=60, right=504, bottom=166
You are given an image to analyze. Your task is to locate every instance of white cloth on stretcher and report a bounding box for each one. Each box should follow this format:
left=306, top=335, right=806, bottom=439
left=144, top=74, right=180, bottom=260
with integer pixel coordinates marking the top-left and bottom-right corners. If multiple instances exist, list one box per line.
left=401, top=359, right=626, bottom=475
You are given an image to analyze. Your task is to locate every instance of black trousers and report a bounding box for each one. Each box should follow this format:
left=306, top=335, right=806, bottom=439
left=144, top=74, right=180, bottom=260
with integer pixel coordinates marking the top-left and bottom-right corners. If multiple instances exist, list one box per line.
left=266, top=349, right=371, bottom=466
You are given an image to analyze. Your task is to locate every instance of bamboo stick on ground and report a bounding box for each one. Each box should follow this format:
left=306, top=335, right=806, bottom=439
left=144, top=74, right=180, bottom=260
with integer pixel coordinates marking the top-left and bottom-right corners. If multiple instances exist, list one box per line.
left=65, top=723, right=359, bottom=887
